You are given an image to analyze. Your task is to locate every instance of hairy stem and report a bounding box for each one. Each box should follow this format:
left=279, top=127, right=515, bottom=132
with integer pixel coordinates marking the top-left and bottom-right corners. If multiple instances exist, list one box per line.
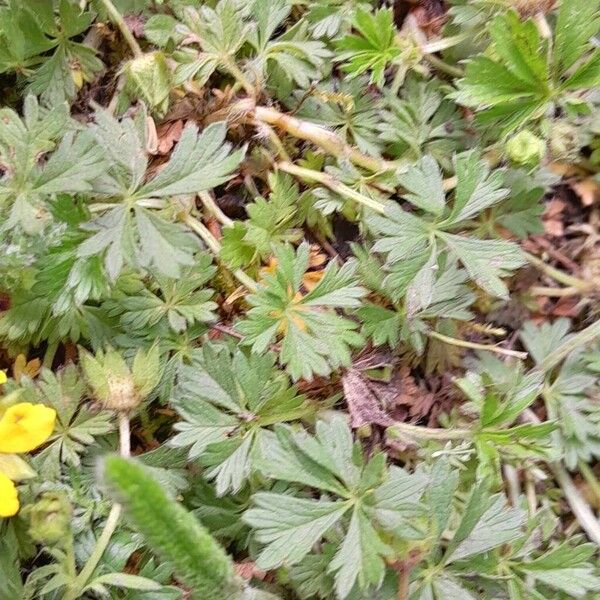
left=529, top=285, right=585, bottom=297
left=199, top=191, right=233, bottom=227
left=387, top=421, right=472, bottom=441
left=222, top=56, right=255, bottom=96
left=396, top=567, right=410, bottom=600
left=427, top=330, right=528, bottom=359
left=277, top=162, right=387, bottom=214
left=552, top=462, right=600, bottom=545
left=62, top=414, right=131, bottom=600
left=423, top=53, right=464, bottom=78
left=99, top=0, right=143, bottom=58
left=524, top=251, right=592, bottom=290
left=255, top=105, right=398, bottom=173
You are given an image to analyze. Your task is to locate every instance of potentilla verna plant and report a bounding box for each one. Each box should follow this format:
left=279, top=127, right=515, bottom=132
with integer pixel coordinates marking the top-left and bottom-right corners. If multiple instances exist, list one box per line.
left=0, top=0, right=600, bottom=599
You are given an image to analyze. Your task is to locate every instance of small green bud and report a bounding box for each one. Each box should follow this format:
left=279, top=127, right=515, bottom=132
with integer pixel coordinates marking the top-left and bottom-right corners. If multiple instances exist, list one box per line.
left=80, top=347, right=159, bottom=412
left=27, top=492, right=72, bottom=546
left=505, top=130, right=546, bottom=166
left=549, top=121, right=581, bottom=161
left=124, top=51, right=171, bottom=114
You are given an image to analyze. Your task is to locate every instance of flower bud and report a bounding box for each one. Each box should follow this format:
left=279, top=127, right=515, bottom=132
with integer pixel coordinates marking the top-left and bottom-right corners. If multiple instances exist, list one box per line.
left=549, top=121, right=581, bottom=161
left=124, top=51, right=171, bottom=114
left=27, top=492, right=72, bottom=546
left=80, top=346, right=160, bottom=413
left=505, top=130, right=546, bottom=166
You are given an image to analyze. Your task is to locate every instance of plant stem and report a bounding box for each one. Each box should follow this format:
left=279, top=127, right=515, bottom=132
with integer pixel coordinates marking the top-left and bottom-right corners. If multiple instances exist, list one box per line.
left=524, top=251, right=591, bottom=290
left=99, top=0, right=143, bottom=58
left=277, top=162, right=387, bottom=214
left=118, top=412, right=131, bottom=459
left=387, top=421, right=472, bottom=441
left=552, top=462, right=600, bottom=545
left=427, top=330, right=528, bottom=359
left=255, top=105, right=398, bottom=173
left=62, top=414, right=131, bottom=600
left=222, top=56, right=255, bottom=96
left=579, top=461, right=600, bottom=505
left=529, top=285, right=584, bottom=297
left=184, top=215, right=258, bottom=293
left=199, top=191, right=233, bottom=227
left=423, top=53, right=464, bottom=78
left=43, top=342, right=58, bottom=369
left=396, top=567, right=410, bottom=600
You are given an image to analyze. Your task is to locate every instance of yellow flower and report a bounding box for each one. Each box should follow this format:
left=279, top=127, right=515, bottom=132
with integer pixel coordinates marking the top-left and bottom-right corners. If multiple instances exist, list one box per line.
left=0, top=402, right=56, bottom=518
left=0, top=371, right=6, bottom=385
left=0, top=403, right=56, bottom=454
left=0, top=472, right=19, bottom=517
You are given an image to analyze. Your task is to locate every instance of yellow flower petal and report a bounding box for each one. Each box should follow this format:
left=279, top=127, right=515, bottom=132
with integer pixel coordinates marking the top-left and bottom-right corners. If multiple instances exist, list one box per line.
left=0, top=371, right=6, bottom=385
left=0, top=403, right=56, bottom=454
left=0, top=472, right=19, bottom=517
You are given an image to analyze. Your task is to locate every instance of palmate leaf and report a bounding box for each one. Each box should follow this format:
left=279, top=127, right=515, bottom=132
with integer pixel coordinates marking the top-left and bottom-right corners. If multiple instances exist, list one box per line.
left=246, top=494, right=351, bottom=569
left=78, top=205, right=198, bottom=280
left=368, top=153, right=523, bottom=299
left=27, top=366, right=114, bottom=478
left=293, top=77, right=383, bottom=156
left=0, top=0, right=103, bottom=104
left=79, top=109, right=243, bottom=279
left=248, top=0, right=330, bottom=89
left=379, top=77, right=467, bottom=169
left=109, top=256, right=217, bottom=334
left=169, top=343, right=312, bottom=494
left=0, top=96, right=104, bottom=233
left=221, top=173, right=303, bottom=268
left=520, top=319, right=600, bottom=468
left=238, top=243, right=366, bottom=381
left=454, top=2, right=600, bottom=133
left=336, top=7, right=401, bottom=87
left=247, top=416, right=425, bottom=599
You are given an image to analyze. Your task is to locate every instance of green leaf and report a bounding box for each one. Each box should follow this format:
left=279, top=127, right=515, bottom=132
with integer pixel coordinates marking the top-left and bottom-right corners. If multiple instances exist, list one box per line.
left=238, top=243, right=366, bottom=380
left=170, top=343, right=312, bottom=494
left=336, top=8, right=401, bottom=87
left=554, top=0, right=600, bottom=74
left=245, top=493, right=350, bottom=569
left=518, top=541, right=600, bottom=596
left=137, top=122, right=244, bottom=197
left=221, top=173, right=302, bottom=268
left=438, top=233, right=525, bottom=298
left=329, top=507, right=390, bottom=599
left=396, top=155, right=446, bottom=215
left=446, top=151, right=508, bottom=224
left=446, top=494, right=525, bottom=562
left=89, top=573, right=162, bottom=591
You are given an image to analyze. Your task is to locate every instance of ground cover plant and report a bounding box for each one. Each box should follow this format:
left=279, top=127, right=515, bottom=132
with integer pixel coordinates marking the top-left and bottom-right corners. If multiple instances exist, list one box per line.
left=1, top=0, right=600, bottom=598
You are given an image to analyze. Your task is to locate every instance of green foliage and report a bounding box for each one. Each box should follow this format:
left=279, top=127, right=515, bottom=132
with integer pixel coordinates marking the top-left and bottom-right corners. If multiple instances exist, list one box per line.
left=170, top=343, right=314, bottom=494
left=221, top=173, right=303, bottom=268
left=454, top=0, right=600, bottom=135
left=2, top=1, right=600, bottom=599
left=0, top=0, right=103, bottom=104
left=336, top=8, right=401, bottom=87
left=367, top=152, right=525, bottom=300
left=238, top=242, right=366, bottom=380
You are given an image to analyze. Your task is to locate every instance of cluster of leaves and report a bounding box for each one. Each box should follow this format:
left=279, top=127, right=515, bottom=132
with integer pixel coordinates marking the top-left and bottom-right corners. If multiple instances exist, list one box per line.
left=1, top=0, right=600, bottom=599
